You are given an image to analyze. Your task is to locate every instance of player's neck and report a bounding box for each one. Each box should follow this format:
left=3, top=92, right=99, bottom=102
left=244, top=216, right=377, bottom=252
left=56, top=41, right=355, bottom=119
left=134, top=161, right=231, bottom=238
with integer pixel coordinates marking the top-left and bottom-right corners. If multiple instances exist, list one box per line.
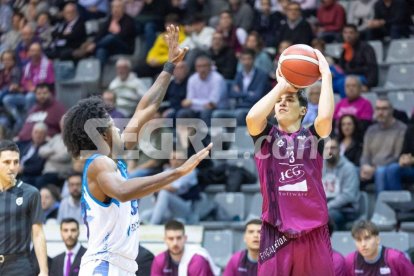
left=247, top=249, right=259, bottom=262
left=277, top=120, right=301, bottom=134
left=170, top=251, right=184, bottom=263
left=0, top=179, right=15, bottom=192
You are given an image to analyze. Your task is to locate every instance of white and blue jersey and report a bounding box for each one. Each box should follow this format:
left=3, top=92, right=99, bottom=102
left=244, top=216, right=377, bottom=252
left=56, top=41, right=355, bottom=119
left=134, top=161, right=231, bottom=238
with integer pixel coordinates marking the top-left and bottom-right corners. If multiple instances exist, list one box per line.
left=80, top=154, right=140, bottom=274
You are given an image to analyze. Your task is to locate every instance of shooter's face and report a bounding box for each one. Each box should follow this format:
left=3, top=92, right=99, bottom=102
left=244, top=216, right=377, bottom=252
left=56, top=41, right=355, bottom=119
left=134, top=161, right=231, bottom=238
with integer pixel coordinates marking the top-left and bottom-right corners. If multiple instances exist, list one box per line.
left=165, top=230, right=187, bottom=256
left=274, top=93, right=304, bottom=123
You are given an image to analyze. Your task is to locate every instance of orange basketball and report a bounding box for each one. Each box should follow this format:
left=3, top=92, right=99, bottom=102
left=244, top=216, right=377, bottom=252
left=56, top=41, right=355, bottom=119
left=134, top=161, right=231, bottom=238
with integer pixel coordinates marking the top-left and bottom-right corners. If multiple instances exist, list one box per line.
left=279, top=44, right=320, bottom=88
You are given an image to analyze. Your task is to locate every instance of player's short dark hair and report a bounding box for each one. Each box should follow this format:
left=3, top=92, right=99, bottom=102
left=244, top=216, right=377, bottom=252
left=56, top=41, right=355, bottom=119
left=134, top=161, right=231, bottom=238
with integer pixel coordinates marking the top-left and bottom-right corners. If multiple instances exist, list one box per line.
left=35, top=82, right=52, bottom=93
left=245, top=219, right=262, bottom=230
left=0, top=140, right=20, bottom=157
left=343, top=24, right=358, bottom=32
left=165, top=220, right=185, bottom=233
left=296, top=89, right=308, bottom=122
left=351, top=220, right=379, bottom=239
left=62, top=96, right=111, bottom=158
left=61, top=218, right=79, bottom=229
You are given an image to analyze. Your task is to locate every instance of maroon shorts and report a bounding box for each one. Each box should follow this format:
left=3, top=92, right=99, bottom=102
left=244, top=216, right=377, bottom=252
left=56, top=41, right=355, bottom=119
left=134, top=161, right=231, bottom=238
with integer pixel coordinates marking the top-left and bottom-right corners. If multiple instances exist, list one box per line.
left=258, top=222, right=335, bottom=276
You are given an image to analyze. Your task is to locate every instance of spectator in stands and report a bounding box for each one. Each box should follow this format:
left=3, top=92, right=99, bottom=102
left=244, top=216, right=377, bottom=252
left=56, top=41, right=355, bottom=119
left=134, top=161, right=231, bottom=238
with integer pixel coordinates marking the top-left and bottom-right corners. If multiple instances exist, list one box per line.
left=0, top=0, right=12, bottom=36
left=384, top=126, right=414, bottom=191
left=360, top=97, right=407, bottom=194
left=339, top=24, right=378, bottom=92
left=0, top=11, right=24, bottom=52
left=17, top=83, right=65, bottom=142
left=180, top=14, right=215, bottom=69
left=177, top=55, right=226, bottom=125
left=40, top=184, right=60, bottom=223
left=136, top=245, right=154, bottom=276
left=17, top=122, right=47, bottom=185
left=327, top=218, right=347, bottom=276
left=50, top=218, right=86, bottom=276
left=102, top=90, right=126, bottom=120
left=37, top=117, right=71, bottom=188
left=241, top=31, right=273, bottom=75
left=0, top=50, right=21, bottom=104
left=137, top=14, right=185, bottom=78
left=78, top=0, right=108, bottom=20
left=151, top=220, right=220, bottom=275
left=276, top=2, right=313, bottom=48
left=109, top=58, right=147, bottom=117
left=163, top=61, right=190, bottom=119
left=19, top=42, right=54, bottom=105
left=254, top=0, right=284, bottom=13
left=22, top=0, right=49, bottom=25
left=316, top=0, right=346, bottom=43
left=135, top=0, right=168, bottom=53
left=323, top=137, right=360, bottom=230
left=345, top=220, right=414, bottom=275
left=337, top=114, right=363, bottom=167
left=302, top=82, right=321, bottom=127
left=334, top=75, right=374, bottom=131
left=224, top=219, right=261, bottom=275
left=85, top=0, right=135, bottom=67
left=347, top=0, right=376, bottom=39
left=15, top=24, right=37, bottom=67
left=47, top=3, right=87, bottom=61
left=227, top=48, right=270, bottom=125
left=216, top=10, right=247, bottom=54
left=252, top=0, right=284, bottom=47
left=145, top=149, right=200, bottom=224
left=229, top=0, right=254, bottom=31
left=208, top=31, right=238, bottom=80
left=57, top=172, right=83, bottom=224
left=36, top=12, right=53, bottom=49
left=367, top=0, right=411, bottom=40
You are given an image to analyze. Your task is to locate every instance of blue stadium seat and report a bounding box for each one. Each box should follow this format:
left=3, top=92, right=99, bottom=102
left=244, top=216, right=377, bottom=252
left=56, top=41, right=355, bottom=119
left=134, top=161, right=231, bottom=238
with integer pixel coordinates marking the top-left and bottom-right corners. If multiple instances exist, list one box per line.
left=203, top=230, right=233, bottom=268
left=385, top=39, right=414, bottom=64
left=331, top=231, right=355, bottom=257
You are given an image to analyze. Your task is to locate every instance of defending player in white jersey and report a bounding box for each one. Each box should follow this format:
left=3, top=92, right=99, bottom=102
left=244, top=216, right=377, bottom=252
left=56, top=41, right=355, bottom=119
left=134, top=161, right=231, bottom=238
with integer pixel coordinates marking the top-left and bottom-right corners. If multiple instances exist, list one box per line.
left=62, top=25, right=212, bottom=275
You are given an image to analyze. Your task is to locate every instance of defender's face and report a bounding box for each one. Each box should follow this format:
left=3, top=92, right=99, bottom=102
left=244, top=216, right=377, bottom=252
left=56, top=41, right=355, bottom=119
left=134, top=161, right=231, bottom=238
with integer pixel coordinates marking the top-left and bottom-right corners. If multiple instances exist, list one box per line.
left=244, top=224, right=261, bottom=251
left=165, top=230, right=187, bottom=256
left=354, top=231, right=380, bottom=261
left=274, top=93, right=304, bottom=123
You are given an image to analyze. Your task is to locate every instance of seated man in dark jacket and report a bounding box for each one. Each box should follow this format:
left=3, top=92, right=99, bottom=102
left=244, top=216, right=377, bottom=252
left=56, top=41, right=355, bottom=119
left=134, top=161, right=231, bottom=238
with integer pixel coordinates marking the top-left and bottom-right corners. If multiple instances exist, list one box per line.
left=17, top=122, right=47, bottom=186
left=229, top=49, right=270, bottom=125
left=339, top=24, right=378, bottom=92
left=47, top=2, right=87, bottom=60
left=85, top=0, right=135, bottom=67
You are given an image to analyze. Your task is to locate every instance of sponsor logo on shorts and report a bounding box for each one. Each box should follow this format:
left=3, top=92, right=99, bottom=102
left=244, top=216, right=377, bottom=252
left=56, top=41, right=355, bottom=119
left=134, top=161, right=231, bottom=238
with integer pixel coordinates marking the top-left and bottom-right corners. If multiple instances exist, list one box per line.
left=259, top=235, right=288, bottom=262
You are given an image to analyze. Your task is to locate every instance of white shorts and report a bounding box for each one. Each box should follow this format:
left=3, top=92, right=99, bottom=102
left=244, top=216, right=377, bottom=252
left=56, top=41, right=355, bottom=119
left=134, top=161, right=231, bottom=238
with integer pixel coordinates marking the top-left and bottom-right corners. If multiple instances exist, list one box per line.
left=79, top=259, right=136, bottom=276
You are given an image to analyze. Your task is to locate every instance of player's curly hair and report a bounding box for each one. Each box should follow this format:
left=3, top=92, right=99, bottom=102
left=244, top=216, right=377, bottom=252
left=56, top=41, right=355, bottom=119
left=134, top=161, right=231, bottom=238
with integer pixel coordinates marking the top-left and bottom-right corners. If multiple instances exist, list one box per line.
left=62, top=97, right=111, bottom=158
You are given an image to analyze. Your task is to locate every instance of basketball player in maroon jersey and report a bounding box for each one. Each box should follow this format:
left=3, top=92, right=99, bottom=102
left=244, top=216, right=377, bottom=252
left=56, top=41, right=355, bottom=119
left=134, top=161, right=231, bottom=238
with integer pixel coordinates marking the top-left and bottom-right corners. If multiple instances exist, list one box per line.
left=246, top=49, right=335, bottom=275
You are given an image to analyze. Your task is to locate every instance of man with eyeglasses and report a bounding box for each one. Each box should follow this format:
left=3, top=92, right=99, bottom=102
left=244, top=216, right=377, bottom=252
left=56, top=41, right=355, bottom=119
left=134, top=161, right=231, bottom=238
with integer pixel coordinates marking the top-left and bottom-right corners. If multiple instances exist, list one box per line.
left=360, top=96, right=407, bottom=194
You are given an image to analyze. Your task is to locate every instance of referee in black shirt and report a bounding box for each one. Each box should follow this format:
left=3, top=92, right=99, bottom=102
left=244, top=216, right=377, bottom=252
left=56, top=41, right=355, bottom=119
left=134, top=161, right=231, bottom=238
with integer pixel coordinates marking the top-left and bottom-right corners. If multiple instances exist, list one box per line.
left=0, top=140, right=48, bottom=276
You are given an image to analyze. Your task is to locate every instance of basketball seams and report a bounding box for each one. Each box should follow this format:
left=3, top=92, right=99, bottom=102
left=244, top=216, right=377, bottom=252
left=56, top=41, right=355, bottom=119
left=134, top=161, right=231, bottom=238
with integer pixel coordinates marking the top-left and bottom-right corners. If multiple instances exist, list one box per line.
left=279, top=54, right=319, bottom=66
left=279, top=61, right=320, bottom=78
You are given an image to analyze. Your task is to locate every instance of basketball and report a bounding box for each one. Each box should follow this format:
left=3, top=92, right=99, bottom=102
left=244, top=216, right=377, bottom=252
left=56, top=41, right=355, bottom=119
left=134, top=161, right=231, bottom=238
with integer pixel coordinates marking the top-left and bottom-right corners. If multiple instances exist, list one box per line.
left=278, top=44, right=321, bottom=88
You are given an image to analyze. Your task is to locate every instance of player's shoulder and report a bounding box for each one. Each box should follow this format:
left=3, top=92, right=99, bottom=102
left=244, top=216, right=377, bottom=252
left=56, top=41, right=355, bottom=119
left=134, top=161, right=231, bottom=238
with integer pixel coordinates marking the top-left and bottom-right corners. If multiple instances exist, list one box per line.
left=87, top=155, right=117, bottom=171
left=18, top=181, right=40, bottom=195
left=154, top=250, right=168, bottom=262
left=345, top=251, right=357, bottom=264
left=385, top=247, right=407, bottom=260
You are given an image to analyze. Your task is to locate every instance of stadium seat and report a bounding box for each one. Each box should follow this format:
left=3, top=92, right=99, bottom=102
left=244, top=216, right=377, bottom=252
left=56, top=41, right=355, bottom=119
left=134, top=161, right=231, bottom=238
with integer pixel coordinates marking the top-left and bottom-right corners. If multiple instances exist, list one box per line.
left=368, top=40, right=384, bottom=65
left=344, top=191, right=369, bottom=230
left=371, top=191, right=412, bottom=231
left=379, top=232, right=410, bottom=252
left=361, top=92, right=378, bottom=107
left=56, top=58, right=101, bottom=109
left=214, top=192, right=245, bottom=221
left=385, top=39, right=414, bottom=64
left=245, top=192, right=262, bottom=221
left=331, top=231, right=355, bottom=257
left=229, top=127, right=255, bottom=156
left=203, top=230, right=233, bottom=268
left=325, top=43, right=342, bottom=59
left=383, top=64, right=414, bottom=90
left=387, top=91, right=414, bottom=116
